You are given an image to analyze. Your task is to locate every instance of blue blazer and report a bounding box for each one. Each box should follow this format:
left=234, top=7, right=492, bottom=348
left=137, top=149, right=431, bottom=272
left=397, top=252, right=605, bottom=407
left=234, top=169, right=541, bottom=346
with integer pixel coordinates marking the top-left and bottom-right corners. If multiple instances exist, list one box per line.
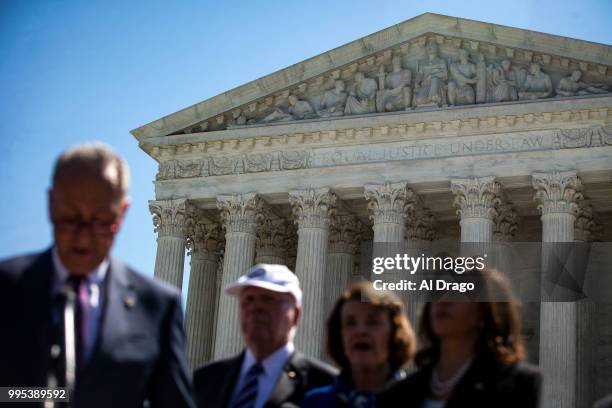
left=0, top=249, right=195, bottom=408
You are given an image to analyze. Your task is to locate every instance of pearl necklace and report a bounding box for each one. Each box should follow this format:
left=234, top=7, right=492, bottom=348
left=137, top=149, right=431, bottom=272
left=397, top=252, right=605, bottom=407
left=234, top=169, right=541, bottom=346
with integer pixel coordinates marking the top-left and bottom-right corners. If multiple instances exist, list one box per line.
left=430, top=357, right=473, bottom=398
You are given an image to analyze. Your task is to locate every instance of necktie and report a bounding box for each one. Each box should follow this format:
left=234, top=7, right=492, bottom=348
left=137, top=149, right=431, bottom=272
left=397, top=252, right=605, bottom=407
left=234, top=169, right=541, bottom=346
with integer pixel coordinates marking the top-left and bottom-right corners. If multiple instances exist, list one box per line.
left=68, top=276, right=90, bottom=371
left=231, top=363, right=264, bottom=408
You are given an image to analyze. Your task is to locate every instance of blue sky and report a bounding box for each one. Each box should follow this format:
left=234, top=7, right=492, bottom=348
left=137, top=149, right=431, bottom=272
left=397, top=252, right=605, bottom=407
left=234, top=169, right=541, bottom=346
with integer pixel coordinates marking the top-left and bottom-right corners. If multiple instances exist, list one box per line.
left=1, top=0, right=610, bottom=295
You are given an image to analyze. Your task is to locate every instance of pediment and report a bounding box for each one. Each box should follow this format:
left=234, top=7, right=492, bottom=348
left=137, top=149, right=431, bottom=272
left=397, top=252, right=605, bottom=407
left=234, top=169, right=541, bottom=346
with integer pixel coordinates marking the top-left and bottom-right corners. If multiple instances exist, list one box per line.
left=130, top=13, right=612, bottom=140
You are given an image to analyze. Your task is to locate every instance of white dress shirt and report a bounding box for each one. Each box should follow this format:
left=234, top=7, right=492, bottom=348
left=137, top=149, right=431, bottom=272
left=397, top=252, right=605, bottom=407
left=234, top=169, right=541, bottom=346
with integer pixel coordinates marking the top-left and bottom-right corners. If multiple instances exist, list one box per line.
left=231, top=342, right=295, bottom=408
left=52, top=247, right=109, bottom=363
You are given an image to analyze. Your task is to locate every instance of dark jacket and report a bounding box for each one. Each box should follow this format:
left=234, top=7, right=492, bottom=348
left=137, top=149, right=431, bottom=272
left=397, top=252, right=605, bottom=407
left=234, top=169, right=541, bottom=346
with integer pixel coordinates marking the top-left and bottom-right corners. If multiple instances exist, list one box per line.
left=0, top=249, right=195, bottom=408
left=193, top=350, right=338, bottom=408
left=302, top=369, right=407, bottom=408
left=379, top=355, right=541, bottom=408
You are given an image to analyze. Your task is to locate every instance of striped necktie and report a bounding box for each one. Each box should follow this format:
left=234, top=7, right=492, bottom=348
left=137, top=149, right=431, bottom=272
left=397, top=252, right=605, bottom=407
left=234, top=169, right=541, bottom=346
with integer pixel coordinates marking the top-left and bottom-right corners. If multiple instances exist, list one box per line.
left=231, top=363, right=264, bottom=408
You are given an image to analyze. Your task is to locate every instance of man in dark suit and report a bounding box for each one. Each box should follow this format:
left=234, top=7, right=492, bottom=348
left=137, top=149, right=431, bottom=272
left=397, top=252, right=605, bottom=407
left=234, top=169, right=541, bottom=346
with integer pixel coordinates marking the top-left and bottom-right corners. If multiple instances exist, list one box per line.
left=194, top=264, right=338, bottom=408
left=0, top=143, right=195, bottom=407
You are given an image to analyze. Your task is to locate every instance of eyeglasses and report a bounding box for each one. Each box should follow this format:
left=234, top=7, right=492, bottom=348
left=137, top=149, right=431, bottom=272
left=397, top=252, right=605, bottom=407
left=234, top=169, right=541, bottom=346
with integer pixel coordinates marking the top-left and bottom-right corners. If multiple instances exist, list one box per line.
left=52, top=218, right=119, bottom=236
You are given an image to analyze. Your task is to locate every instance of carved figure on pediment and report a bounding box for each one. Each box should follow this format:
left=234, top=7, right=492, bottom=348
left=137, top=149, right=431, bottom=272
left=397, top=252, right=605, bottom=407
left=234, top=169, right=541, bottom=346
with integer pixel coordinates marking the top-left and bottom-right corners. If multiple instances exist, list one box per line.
left=475, top=53, right=487, bottom=103
left=448, top=49, right=477, bottom=106
left=317, top=80, right=348, bottom=117
left=518, top=63, right=553, bottom=100
left=487, top=59, right=520, bottom=102
left=344, top=72, right=377, bottom=115
left=413, top=42, right=448, bottom=107
left=375, top=55, right=412, bottom=112
left=556, top=70, right=610, bottom=97
left=261, top=95, right=316, bottom=123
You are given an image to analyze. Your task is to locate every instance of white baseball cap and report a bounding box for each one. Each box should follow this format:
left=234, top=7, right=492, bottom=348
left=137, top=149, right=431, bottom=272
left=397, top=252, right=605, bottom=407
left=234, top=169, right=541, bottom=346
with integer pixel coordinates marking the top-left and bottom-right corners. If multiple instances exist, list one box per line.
left=225, top=264, right=302, bottom=306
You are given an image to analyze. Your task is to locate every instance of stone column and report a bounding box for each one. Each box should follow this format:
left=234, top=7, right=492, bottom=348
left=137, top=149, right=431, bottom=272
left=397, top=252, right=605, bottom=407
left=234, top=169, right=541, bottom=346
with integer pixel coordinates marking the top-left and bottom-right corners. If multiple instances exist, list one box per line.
left=451, top=177, right=501, bottom=243
left=213, top=193, right=262, bottom=359
left=533, top=171, right=583, bottom=408
left=256, top=209, right=289, bottom=265
left=404, top=206, right=436, bottom=324
left=289, top=188, right=336, bottom=359
left=365, top=183, right=414, bottom=285
left=326, top=215, right=362, bottom=316
left=185, top=220, right=220, bottom=369
left=493, top=203, right=519, bottom=273
left=211, top=252, right=224, bottom=354
left=574, top=201, right=597, bottom=408
left=364, top=183, right=414, bottom=243
left=149, top=199, right=188, bottom=289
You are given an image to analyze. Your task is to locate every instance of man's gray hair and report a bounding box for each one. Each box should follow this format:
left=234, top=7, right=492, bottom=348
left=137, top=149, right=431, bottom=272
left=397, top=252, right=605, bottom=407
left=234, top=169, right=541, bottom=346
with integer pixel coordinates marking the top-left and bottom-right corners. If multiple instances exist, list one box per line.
left=52, top=142, right=131, bottom=196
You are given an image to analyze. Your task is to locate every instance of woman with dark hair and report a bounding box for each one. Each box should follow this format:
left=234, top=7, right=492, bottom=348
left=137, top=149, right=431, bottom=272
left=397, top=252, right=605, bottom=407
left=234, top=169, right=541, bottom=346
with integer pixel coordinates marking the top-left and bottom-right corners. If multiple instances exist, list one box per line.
left=302, top=281, right=416, bottom=408
left=379, top=267, right=541, bottom=408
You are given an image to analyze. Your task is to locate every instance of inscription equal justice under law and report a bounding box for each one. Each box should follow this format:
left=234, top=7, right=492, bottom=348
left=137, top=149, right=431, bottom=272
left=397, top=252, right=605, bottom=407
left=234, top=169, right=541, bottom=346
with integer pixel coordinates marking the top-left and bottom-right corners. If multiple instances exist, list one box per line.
left=156, top=127, right=611, bottom=179
left=311, top=127, right=611, bottom=166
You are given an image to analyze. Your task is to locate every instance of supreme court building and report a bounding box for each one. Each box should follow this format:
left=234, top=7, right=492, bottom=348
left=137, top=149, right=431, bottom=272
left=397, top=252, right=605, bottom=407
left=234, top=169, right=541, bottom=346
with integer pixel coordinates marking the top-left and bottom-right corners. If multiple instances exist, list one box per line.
left=130, top=14, right=612, bottom=408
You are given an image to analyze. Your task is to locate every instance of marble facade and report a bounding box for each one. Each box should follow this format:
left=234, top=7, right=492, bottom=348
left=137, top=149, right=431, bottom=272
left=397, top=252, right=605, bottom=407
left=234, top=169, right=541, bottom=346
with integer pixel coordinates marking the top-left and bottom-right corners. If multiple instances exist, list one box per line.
left=131, top=14, right=612, bottom=408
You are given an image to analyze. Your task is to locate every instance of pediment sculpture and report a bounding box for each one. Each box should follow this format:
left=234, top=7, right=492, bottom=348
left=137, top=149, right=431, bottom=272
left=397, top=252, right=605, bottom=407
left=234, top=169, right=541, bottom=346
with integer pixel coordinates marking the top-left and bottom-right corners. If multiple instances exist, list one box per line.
left=189, top=38, right=611, bottom=132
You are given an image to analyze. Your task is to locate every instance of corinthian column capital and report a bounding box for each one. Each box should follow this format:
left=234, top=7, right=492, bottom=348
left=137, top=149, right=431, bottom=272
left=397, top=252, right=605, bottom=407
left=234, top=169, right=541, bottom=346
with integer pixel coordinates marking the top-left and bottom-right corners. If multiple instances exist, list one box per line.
left=330, top=215, right=363, bottom=255
left=451, top=177, right=501, bottom=220
left=532, top=171, right=583, bottom=215
left=574, top=201, right=597, bottom=242
left=364, top=182, right=415, bottom=225
left=289, top=188, right=337, bottom=229
left=186, top=218, right=221, bottom=261
left=494, top=204, right=520, bottom=242
left=217, top=193, right=262, bottom=234
left=149, top=199, right=188, bottom=238
left=256, top=207, right=291, bottom=259
left=406, top=207, right=437, bottom=241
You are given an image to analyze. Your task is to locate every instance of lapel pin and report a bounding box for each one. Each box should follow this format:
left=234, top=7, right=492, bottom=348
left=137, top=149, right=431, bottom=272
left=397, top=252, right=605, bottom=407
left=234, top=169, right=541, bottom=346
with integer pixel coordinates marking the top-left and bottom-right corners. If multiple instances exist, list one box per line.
left=124, top=294, right=136, bottom=308
left=288, top=371, right=296, bottom=379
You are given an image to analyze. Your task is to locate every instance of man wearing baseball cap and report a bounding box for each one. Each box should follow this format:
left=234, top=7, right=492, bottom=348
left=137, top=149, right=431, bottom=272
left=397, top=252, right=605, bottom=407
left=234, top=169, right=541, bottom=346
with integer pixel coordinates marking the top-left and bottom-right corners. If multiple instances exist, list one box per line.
left=193, top=264, right=338, bottom=408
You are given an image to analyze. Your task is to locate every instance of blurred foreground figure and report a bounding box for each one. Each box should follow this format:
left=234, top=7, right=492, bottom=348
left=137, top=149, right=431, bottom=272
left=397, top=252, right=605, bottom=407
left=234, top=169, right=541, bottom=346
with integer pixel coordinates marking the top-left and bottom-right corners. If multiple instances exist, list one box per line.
left=303, top=281, right=416, bottom=408
left=0, top=143, right=195, bottom=408
left=379, top=267, right=541, bottom=408
left=193, top=264, right=338, bottom=408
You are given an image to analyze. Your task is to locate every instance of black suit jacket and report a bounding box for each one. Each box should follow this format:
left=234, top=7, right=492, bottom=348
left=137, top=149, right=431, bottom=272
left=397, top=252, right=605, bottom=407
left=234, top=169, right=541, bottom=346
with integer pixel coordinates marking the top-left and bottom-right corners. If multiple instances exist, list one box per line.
left=193, top=350, right=338, bottom=408
left=0, top=249, right=195, bottom=408
left=379, top=355, right=541, bottom=408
